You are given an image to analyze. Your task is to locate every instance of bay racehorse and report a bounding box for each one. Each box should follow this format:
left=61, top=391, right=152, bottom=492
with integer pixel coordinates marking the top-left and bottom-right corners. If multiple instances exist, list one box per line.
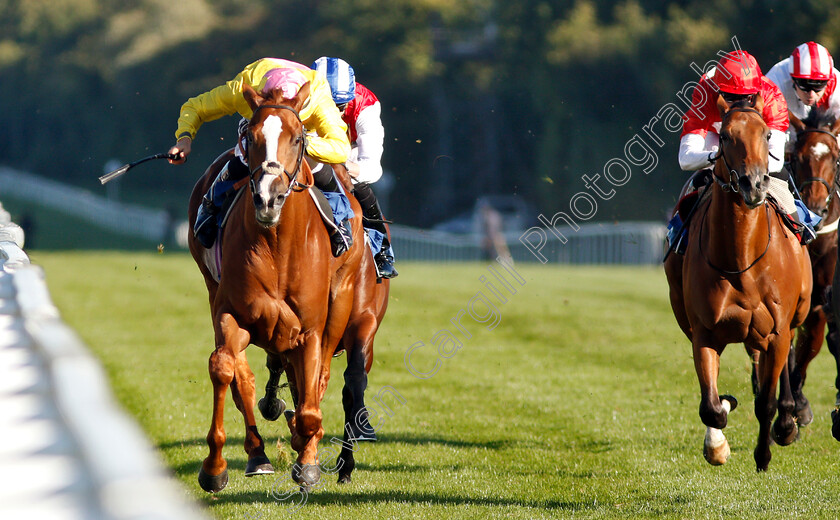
left=786, top=110, right=840, bottom=435
left=664, top=96, right=812, bottom=471
left=187, top=81, right=365, bottom=492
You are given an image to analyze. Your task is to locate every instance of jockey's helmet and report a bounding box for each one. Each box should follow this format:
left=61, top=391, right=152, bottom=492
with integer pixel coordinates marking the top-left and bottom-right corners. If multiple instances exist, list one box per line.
left=715, top=50, right=762, bottom=95
left=791, top=42, right=833, bottom=92
left=312, top=56, right=356, bottom=105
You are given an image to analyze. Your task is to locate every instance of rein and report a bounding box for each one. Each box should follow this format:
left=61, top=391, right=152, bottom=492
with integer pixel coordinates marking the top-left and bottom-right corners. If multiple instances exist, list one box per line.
left=699, top=201, right=772, bottom=275
left=247, top=104, right=310, bottom=198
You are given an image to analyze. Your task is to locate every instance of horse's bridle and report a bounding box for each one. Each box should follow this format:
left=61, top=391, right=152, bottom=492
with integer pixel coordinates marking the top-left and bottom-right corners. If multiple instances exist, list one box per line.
left=710, top=107, right=766, bottom=194
left=790, top=128, right=840, bottom=209
left=245, top=104, right=310, bottom=198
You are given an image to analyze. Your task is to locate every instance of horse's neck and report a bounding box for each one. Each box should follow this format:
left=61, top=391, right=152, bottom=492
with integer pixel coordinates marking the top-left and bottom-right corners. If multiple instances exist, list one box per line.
left=706, top=186, right=768, bottom=261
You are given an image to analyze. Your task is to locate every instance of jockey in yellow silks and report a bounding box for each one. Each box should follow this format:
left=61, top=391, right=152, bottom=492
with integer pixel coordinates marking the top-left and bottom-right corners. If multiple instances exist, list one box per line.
left=169, top=57, right=354, bottom=255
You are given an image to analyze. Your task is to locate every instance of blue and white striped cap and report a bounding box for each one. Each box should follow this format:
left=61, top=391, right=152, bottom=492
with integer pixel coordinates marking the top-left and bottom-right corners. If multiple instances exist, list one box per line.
left=311, top=56, right=356, bottom=104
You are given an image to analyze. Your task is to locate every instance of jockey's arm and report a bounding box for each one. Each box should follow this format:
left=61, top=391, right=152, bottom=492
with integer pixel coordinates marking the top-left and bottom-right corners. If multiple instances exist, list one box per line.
left=678, top=132, right=719, bottom=171
left=348, top=102, right=385, bottom=183
left=768, top=129, right=787, bottom=174
left=302, top=80, right=351, bottom=164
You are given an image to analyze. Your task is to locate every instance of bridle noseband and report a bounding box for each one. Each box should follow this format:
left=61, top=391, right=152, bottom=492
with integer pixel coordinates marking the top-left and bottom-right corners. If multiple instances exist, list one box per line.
left=710, top=107, right=766, bottom=194
left=246, top=104, right=310, bottom=198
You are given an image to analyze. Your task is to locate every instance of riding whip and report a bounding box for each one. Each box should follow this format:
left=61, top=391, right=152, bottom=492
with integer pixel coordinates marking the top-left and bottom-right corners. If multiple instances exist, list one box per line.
left=99, top=152, right=179, bottom=185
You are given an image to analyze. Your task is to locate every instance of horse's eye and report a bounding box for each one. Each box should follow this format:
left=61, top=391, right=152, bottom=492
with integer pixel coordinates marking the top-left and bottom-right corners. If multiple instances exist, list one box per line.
left=766, top=133, right=771, bottom=141
left=720, top=133, right=730, bottom=142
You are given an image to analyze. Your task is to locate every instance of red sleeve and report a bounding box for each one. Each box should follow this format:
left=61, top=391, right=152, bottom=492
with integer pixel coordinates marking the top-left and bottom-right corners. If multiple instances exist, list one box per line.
left=760, top=78, right=789, bottom=132
left=680, top=78, right=720, bottom=138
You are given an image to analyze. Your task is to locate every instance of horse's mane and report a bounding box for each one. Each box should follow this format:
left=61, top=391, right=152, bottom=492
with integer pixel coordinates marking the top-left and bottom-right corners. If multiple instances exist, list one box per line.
left=802, top=107, right=836, bottom=130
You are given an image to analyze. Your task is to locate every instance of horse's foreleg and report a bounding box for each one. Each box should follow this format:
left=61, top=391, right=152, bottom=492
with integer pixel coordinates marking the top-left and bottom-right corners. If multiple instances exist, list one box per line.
left=199, top=346, right=236, bottom=492
left=258, top=352, right=286, bottom=421
left=286, top=334, right=325, bottom=489
left=773, top=340, right=799, bottom=446
left=824, top=320, right=840, bottom=440
left=694, top=339, right=733, bottom=465
left=230, top=350, right=275, bottom=477
left=337, top=334, right=376, bottom=484
left=754, top=335, right=792, bottom=471
left=792, top=311, right=826, bottom=425
left=198, top=313, right=249, bottom=493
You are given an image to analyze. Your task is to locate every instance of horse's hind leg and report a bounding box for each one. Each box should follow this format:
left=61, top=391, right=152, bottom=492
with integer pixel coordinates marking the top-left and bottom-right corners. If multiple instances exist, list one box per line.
left=230, top=350, right=275, bottom=476
left=693, top=338, right=734, bottom=465
left=258, top=352, right=286, bottom=421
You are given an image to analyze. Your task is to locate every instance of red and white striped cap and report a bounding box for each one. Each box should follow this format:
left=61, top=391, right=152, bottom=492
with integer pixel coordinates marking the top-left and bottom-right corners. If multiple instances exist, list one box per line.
left=791, top=41, right=834, bottom=80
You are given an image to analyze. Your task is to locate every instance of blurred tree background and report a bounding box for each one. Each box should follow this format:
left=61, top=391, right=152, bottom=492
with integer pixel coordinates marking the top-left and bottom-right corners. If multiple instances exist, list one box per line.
left=2, top=0, right=840, bottom=231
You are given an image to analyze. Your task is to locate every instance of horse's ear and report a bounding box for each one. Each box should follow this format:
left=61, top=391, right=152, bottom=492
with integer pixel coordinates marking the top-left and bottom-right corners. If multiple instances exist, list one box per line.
left=716, top=93, right=729, bottom=119
left=789, top=111, right=806, bottom=133
left=829, top=115, right=840, bottom=137
left=752, top=92, right=764, bottom=114
left=291, top=81, right=311, bottom=112
left=243, top=83, right=265, bottom=112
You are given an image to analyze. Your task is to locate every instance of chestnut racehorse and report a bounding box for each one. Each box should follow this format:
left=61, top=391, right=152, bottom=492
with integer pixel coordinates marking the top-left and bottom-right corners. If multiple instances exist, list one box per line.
left=187, top=82, right=364, bottom=492
left=664, top=96, right=812, bottom=471
left=257, top=224, right=390, bottom=484
left=786, top=110, right=840, bottom=434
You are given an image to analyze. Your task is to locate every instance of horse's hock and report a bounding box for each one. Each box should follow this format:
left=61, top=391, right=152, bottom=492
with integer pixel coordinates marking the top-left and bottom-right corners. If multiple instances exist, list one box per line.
left=0, top=201, right=205, bottom=519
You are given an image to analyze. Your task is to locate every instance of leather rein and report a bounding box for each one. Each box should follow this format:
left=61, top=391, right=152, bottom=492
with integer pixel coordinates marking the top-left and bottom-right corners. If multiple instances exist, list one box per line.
left=701, top=106, right=772, bottom=275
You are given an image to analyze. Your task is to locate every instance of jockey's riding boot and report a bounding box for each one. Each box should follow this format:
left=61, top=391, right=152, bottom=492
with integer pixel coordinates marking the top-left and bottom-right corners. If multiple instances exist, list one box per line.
left=194, top=158, right=249, bottom=248
left=354, top=182, right=398, bottom=278
left=313, top=164, right=353, bottom=256
left=331, top=218, right=353, bottom=257
left=194, top=195, right=219, bottom=249
left=375, top=237, right=398, bottom=279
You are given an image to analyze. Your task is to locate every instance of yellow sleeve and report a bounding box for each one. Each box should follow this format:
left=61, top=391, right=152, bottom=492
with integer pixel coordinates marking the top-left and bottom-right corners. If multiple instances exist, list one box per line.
left=174, top=60, right=266, bottom=140
left=300, top=74, right=351, bottom=164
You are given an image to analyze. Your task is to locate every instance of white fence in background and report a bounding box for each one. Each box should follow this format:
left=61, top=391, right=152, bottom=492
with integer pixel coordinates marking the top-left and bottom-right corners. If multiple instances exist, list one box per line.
left=391, top=221, right=666, bottom=264
left=0, top=167, right=172, bottom=242
left=0, top=203, right=204, bottom=519
left=0, top=167, right=667, bottom=264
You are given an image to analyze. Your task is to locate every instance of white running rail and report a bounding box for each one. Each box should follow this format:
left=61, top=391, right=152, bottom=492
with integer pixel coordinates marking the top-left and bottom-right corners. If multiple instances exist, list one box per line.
left=0, top=202, right=205, bottom=520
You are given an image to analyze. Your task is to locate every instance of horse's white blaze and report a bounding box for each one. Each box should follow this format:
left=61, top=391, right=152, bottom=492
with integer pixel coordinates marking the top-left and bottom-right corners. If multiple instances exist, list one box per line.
left=262, top=114, right=283, bottom=164
left=811, top=142, right=830, bottom=159
left=258, top=173, right=280, bottom=199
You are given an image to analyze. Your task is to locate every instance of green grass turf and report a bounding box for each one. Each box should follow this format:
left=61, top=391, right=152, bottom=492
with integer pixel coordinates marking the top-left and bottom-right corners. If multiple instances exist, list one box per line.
left=31, top=253, right=840, bottom=519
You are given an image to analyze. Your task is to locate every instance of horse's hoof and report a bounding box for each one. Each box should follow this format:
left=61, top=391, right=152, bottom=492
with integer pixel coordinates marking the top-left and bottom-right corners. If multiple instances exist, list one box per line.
left=703, top=428, right=730, bottom=465
left=292, top=463, right=321, bottom=488
left=831, top=409, right=840, bottom=441
left=258, top=397, right=286, bottom=421
left=720, top=394, right=738, bottom=412
left=198, top=467, right=229, bottom=493
left=796, top=403, right=814, bottom=427
left=245, top=455, right=275, bottom=476
left=338, top=473, right=351, bottom=484
left=772, top=419, right=799, bottom=446
left=284, top=409, right=296, bottom=423
left=347, top=423, right=377, bottom=442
